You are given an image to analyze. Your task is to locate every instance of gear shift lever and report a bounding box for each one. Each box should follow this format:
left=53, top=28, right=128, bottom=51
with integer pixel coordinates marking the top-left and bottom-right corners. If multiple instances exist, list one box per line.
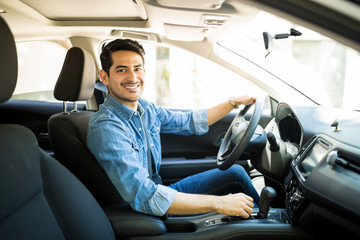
left=256, top=186, right=277, bottom=219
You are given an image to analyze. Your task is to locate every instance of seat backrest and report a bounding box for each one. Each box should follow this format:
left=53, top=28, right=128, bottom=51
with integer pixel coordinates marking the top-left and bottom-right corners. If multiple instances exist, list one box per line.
left=48, top=46, right=125, bottom=206
left=0, top=16, right=115, bottom=240
left=47, top=47, right=169, bottom=239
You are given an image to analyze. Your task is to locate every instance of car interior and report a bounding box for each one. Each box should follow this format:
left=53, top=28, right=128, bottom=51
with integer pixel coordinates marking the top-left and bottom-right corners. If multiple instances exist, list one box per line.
left=0, top=0, right=360, bottom=240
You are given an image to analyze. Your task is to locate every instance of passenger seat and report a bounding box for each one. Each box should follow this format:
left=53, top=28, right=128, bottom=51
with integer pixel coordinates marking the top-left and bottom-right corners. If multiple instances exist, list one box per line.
left=0, top=16, right=116, bottom=240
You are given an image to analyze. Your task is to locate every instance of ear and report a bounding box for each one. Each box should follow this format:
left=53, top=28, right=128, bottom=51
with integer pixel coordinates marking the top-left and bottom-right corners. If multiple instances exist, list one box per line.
left=99, top=69, right=109, bottom=86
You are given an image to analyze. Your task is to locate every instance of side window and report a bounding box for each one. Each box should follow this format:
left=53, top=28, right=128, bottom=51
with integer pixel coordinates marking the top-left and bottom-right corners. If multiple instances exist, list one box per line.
left=12, top=41, right=68, bottom=102
left=140, top=42, right=265, bottom=109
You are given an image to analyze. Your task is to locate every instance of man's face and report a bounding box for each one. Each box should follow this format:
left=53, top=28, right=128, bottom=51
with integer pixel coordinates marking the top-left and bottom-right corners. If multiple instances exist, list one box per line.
left=101, top=50, right=145, bottom=109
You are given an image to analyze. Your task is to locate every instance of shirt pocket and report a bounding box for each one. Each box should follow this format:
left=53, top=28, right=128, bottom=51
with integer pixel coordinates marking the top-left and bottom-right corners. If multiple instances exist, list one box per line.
left=149, top=119, right=161, bottom=136
left=131, top=136, right=146, bottom=167
left=131, top=137, right=145, bottom=151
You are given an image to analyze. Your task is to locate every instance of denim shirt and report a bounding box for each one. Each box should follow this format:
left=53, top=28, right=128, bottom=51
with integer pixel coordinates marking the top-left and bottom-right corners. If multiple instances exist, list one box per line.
left=87, top=94, right=208, bottom=216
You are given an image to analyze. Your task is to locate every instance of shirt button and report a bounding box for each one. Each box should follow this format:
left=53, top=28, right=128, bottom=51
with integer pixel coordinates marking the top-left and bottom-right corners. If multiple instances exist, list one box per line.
left=139, top=128, right=142, bottom=131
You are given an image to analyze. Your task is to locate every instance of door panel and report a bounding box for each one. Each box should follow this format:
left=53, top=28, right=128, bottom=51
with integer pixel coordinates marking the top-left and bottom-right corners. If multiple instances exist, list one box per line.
left=159, top=110, right=273, bottom=185
left=161, top=114, right=234, bottom=159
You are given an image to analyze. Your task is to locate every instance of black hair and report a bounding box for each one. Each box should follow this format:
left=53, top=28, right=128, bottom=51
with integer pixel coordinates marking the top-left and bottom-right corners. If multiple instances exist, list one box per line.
left=100, top=38, right=145, bottom=76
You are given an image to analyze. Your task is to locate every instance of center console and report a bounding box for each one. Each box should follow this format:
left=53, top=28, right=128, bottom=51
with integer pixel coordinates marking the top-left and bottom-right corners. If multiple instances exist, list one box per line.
left=156, top=186, right=315, bottom=240
left=284, top=136, right=331, bottom=221
left=108, top=185, right=316, bottom=239
left=282, top=134, right=360, bottom=238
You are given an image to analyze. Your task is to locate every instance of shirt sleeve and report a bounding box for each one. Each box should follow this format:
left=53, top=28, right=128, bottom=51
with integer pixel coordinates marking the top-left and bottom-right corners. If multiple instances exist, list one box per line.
left=192, top=109, right=209, bottom=135
left=87, top=115, right=177, bottom=216
left=155, top=106, right=209, bottom=135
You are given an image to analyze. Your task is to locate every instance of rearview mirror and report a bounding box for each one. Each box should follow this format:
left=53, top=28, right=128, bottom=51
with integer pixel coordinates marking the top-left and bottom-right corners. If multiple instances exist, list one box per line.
left=263, top=32, right=274, bottom=57
left=263, top=28, right=302, bottom=57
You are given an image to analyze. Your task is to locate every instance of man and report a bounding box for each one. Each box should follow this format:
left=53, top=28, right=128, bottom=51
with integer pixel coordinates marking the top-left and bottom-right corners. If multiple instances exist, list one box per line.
left=87, top=38, right=259, bottom=218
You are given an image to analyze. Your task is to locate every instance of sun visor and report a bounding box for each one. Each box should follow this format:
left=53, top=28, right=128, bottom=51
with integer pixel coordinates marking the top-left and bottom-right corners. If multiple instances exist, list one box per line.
left=19, top=0, right=147, bottom=20
left=164, top=23, right=208, bottom=41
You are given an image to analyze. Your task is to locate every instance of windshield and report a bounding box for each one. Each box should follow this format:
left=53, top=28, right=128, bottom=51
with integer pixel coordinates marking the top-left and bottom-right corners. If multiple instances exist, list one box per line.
left=218, top=11, right=360, bottom=110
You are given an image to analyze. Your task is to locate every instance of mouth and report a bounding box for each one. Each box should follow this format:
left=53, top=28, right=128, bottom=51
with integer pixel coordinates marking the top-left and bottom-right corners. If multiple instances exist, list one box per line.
left=122, top=82, right=142, bottom=90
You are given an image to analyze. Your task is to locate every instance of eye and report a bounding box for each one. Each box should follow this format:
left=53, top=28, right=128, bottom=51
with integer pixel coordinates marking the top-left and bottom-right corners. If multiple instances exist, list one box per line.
left=135, top=67, right=142, bottom=71
left=116, top=69, right=126, bottom=73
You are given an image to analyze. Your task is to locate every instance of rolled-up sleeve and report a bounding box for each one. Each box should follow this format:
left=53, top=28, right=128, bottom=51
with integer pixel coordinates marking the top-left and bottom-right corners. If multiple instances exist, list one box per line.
left=192, top=109, right=208, bottom=135
left=156, top=106, right=209, bottom=135
left=147, top=185, right=177, bottom=216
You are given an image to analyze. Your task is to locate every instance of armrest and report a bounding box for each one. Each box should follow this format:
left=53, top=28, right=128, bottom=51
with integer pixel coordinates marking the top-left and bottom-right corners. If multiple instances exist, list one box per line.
left=103, top=204, right=167, bottom=238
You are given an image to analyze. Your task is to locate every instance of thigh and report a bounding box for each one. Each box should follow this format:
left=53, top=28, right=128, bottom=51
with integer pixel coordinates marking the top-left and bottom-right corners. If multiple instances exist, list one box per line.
left=168, top=164, right=251, bottom=196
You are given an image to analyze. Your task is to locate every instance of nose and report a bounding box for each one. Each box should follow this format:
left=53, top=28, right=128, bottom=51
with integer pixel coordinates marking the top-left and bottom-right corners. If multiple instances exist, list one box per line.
left=126, top=69, right=137, bottom=82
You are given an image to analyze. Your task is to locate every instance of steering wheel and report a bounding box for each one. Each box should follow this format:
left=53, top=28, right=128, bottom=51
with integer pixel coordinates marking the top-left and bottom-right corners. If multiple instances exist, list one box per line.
left=217, top=97, right=265, bottom=170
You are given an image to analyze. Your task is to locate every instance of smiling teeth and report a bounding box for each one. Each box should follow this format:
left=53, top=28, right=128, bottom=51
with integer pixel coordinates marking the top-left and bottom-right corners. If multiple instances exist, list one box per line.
left=124, top=85, right=139, bottom=89
left=123, top=82, right=140, bottom=88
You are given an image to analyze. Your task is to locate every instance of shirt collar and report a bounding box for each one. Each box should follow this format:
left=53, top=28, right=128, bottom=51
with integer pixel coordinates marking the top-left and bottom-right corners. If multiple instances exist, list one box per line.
left=106, top=94, right=149, bottom=121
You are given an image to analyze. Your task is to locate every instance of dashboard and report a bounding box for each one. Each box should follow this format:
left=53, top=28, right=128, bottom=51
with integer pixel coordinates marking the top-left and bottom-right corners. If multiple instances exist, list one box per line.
left=272, top=103, right=360, bottom=237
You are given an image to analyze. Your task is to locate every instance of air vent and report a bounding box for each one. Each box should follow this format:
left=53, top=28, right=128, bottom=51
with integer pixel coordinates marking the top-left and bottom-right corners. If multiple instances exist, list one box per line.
left=327, top=150, right=360, bottom=174
left=318, top=138, right=331, bottom=148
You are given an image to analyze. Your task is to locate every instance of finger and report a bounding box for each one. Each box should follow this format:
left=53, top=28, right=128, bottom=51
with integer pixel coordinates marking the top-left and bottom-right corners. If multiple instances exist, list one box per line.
left=246, top=200, right=254, bottom=208
left=240, top=205, right=253, bottom=218
left=241, top=193, right=254, bottom=203
left=244, top=204, right=254, bottom=214
left=240, top=200, right=254, bottom=214
left=244, top=194, right=253, bottom=201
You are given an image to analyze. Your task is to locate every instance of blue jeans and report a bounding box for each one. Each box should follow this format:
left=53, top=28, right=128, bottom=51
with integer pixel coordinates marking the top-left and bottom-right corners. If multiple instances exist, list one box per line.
left=168, top=164, right=260, bottom=216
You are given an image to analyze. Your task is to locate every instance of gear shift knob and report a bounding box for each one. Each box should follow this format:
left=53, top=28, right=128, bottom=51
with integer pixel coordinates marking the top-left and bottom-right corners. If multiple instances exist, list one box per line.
left=256, top=186, right=277, bottom=219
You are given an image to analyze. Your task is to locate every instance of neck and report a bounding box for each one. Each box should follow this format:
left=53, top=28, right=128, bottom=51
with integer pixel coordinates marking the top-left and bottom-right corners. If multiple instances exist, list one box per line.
left=109, top=92, right=138, bottom=111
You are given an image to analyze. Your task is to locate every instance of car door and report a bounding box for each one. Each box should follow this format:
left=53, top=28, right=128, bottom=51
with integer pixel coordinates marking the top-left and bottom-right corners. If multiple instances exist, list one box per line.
left=159, top=108, right=273, bottom=185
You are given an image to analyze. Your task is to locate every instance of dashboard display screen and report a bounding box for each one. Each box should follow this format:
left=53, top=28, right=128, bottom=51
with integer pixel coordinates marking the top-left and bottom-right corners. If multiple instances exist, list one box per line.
left=298, top=142, right=328, bottom=178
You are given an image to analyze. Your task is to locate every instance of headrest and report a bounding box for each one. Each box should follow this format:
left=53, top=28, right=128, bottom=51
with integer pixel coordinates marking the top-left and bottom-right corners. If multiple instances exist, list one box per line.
left=0, top=17, right=18, bottom=103
left=54, top=47, right=96, bottom=102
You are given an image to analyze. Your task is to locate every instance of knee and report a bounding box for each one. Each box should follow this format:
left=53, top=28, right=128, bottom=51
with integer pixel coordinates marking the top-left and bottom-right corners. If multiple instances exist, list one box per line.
left=229, top=164, right=246, bottom=174
left=226, top=164, right=249, bottom=181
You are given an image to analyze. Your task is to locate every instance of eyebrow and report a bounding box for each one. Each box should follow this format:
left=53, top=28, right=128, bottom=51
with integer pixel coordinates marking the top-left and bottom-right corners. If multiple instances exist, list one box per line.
left=114, top=64, right=143, bottom=70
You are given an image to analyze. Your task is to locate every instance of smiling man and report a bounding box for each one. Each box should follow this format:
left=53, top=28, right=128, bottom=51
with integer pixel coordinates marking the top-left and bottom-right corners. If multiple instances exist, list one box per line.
left=101, top=50, right=145, bottom=108
left=87, top=38, right=259, bottom=218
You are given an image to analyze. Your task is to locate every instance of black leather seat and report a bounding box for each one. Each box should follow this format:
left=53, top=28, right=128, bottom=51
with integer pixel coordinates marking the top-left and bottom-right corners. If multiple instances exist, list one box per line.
left=47, top=46, right=168, bottom=238
left=0, top=16, right=116, bottom=240
left=47, top=46, right=125, bottom=206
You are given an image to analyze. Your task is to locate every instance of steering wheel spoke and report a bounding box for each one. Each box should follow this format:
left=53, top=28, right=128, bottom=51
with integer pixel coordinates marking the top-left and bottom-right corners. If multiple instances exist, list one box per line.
left=219, top=141, right=232, bottom=161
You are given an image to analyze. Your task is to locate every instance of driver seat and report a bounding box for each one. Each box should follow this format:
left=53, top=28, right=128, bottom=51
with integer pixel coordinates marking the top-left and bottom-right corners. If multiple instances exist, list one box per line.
left=47, top=46, right=167, bottom=238
left=47, top=46, right=125, bottom=207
